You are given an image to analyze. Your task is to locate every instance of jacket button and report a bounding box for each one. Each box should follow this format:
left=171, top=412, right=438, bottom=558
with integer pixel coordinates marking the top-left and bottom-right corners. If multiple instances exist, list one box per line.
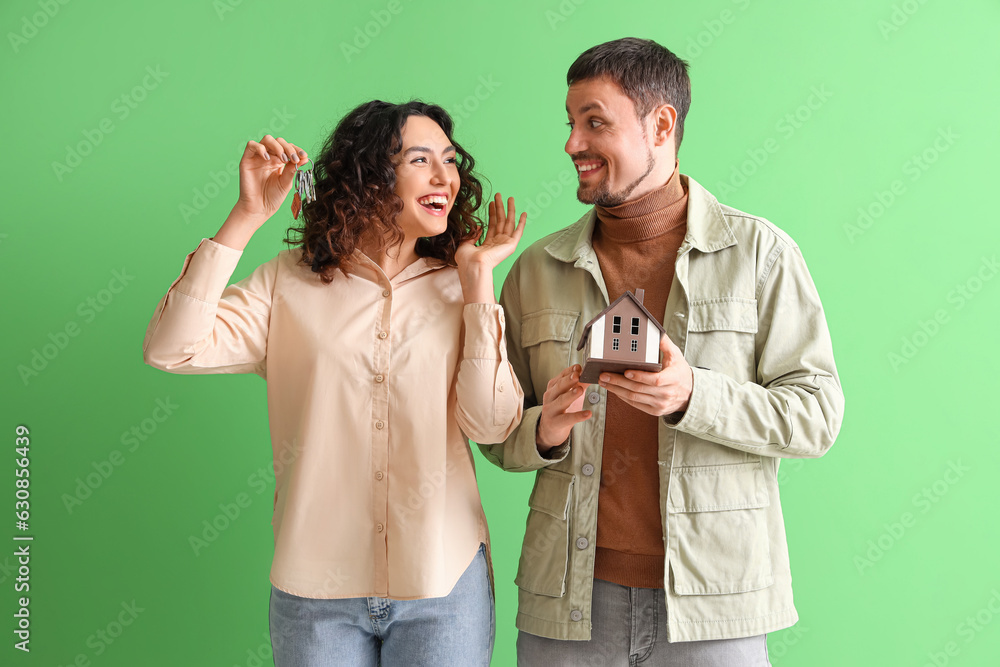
left=576, top=537, right=589, bottom=550
left=587, top=392, right=600, bottom=405
left=581, top=463, right=595, bottom=476
left=570, top=610, right=583, bottom=622
left=674, top=312, right=685, bottom=319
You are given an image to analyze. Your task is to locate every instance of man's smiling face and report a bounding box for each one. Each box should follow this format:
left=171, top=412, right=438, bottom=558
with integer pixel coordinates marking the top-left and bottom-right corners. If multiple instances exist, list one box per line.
left=565, top=76, right=659, bottom=207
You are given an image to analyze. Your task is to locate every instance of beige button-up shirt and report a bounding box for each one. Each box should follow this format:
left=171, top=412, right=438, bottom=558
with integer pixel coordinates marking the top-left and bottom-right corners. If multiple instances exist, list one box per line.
left=142, top=237, right=523, bottom=600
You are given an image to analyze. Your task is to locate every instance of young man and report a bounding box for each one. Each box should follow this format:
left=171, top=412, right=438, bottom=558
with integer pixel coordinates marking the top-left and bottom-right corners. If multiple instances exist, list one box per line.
left=479, top=38, right=845, bottom=666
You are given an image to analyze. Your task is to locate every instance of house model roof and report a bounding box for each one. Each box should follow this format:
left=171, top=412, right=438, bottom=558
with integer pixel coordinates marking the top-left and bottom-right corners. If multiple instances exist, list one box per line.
left=576, top=289, right=667, bottom=351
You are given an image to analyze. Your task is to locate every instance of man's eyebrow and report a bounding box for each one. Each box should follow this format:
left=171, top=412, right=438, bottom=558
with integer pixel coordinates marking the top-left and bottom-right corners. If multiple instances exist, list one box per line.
left=402, top=145, right=457, bottom=156
left=566, top=102, right=606, bottom=115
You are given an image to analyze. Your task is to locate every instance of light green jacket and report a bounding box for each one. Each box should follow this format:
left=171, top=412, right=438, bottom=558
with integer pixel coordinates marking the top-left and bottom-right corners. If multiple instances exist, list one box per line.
left=479, top=174, right=845, bottom=642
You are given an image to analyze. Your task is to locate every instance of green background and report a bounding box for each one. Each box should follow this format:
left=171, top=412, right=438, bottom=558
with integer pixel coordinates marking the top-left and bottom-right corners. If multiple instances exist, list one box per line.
left=3, top=0, right=999, bottom=664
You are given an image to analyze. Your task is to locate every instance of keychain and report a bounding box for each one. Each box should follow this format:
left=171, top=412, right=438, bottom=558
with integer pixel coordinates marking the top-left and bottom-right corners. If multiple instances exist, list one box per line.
left=291, top=159, right=316, bottom=220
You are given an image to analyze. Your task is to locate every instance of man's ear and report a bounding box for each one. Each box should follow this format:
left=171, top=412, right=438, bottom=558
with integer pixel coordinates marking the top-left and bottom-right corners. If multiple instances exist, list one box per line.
left=651, top=104, right=678, bottom=148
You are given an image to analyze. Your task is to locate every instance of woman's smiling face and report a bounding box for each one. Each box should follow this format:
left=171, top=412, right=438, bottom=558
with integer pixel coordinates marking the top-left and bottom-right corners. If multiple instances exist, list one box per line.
left=392, top=115, right=460, bottom=241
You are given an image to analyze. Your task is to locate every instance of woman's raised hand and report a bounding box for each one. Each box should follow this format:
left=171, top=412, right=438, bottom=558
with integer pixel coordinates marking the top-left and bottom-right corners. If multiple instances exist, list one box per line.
left=232, top=135, right=308, bottom=222
left=456, top=193, right=527, bottom=271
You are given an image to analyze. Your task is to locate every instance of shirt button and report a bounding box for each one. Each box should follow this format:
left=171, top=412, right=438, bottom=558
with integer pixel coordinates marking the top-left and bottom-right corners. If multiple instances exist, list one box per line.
left=375, top=471, right=384, bottom=480
left=378, top=331, right=388, bottom=339
left=375, top=374, right=384, bottom=383
left=498, top=382, right=505, bottom=392
left=581, top=463, right=595, bottom=476
left=587, top=392, right=600, bottom=405
left=576, top=537, right=589, bottom=550
left=382, top=289, right=390, bottom=297
left=375, top=420, right=385, bottom=430
left=570, top=610, right=583, bottom=622
left=376, top=523, right=384, bottom=533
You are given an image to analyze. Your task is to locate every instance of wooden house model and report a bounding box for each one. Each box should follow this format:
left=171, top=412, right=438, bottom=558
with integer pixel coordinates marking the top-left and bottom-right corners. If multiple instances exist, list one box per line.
left=576, top=289, right=665, bottom=384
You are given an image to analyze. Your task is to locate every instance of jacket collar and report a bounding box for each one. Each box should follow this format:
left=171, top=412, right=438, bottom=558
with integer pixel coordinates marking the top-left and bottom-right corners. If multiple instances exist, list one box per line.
left=544, top=174, right=737, bottom=264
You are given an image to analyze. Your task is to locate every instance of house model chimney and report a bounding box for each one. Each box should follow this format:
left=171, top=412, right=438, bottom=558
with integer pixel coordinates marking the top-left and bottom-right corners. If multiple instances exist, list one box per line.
left=634, top=288, right=645, bottom=305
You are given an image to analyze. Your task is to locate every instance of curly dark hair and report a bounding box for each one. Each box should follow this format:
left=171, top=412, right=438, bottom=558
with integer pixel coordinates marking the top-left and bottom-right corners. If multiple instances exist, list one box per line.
left=284, top=100, right=485, bottom=284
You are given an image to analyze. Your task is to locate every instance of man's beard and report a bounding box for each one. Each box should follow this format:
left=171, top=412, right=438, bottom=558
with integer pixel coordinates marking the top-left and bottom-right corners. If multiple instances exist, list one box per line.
left=576, top=146, right=656, bottom=207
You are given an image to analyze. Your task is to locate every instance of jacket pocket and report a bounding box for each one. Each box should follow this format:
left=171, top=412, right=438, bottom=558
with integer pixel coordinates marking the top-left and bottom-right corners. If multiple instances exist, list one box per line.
left=666, top=461, right=773, bottom=595
left=685, top=297, right=757, bottom=384
left=515, top=468, right=575, bottom=597
left=521, top=309, right=580, bottom=399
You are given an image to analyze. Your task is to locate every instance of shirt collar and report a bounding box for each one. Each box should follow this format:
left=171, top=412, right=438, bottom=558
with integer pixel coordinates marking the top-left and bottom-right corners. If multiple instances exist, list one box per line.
left=544, top=174, right=736, bottom=264
left=348, top=249, right=449, bottom=286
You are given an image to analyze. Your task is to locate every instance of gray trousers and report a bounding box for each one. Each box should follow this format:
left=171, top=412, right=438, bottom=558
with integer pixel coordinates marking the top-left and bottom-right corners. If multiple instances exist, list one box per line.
left=516, top=578, right=772, bottom=667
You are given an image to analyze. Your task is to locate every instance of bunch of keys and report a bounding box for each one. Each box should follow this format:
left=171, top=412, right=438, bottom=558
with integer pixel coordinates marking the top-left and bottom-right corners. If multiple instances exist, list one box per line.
left=291, top=160, right=316, bottom=220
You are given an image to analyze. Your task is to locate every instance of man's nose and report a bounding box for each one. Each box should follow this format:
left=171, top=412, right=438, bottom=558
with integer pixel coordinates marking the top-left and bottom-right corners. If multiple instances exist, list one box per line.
left=565, top=126, right=586, bottom=155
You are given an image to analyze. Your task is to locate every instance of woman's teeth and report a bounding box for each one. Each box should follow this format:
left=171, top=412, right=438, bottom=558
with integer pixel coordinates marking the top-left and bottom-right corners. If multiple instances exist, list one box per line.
left=418, top=195, right=448, bottom=209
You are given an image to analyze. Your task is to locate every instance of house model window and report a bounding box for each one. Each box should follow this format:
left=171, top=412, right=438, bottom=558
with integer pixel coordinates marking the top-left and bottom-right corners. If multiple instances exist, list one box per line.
left=576, top=288, right=666, bottom=384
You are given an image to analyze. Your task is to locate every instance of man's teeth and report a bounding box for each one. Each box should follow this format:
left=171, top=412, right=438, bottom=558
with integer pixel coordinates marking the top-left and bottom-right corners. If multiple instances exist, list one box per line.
left=418, top=195, right=448, bottom=205
left=578, top=163, right=603, bottom=172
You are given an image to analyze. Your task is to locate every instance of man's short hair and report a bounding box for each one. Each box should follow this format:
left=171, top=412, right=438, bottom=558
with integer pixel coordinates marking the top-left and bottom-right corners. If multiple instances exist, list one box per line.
left=567, top=37, right=691, bottom=151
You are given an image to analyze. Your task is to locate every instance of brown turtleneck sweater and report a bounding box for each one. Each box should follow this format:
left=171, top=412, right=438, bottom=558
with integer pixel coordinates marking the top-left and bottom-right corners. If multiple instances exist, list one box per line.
left=591, top=164, right=688, bottom=589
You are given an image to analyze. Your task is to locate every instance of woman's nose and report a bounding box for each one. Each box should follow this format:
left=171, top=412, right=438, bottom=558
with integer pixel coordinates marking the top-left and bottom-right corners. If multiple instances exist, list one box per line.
left=430, top=160, right=450, bottom=185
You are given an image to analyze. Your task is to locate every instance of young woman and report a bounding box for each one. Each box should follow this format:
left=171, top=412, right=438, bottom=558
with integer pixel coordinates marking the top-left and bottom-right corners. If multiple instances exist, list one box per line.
left=142, top=100, right=526, bottom=666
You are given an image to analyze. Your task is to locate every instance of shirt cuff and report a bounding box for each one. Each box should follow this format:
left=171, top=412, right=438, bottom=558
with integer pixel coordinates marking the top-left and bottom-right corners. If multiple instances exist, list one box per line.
left=462, top=302, right=506, bottom=360
left=171, top=238, right=244, bottom=303
left=661, top=366, right=721, bottom=435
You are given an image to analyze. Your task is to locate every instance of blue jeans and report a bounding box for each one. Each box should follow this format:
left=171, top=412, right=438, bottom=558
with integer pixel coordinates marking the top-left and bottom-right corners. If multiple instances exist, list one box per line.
left=517, top=577, right=771, bottom=666
left=269, top=543, right=494, bottom=666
